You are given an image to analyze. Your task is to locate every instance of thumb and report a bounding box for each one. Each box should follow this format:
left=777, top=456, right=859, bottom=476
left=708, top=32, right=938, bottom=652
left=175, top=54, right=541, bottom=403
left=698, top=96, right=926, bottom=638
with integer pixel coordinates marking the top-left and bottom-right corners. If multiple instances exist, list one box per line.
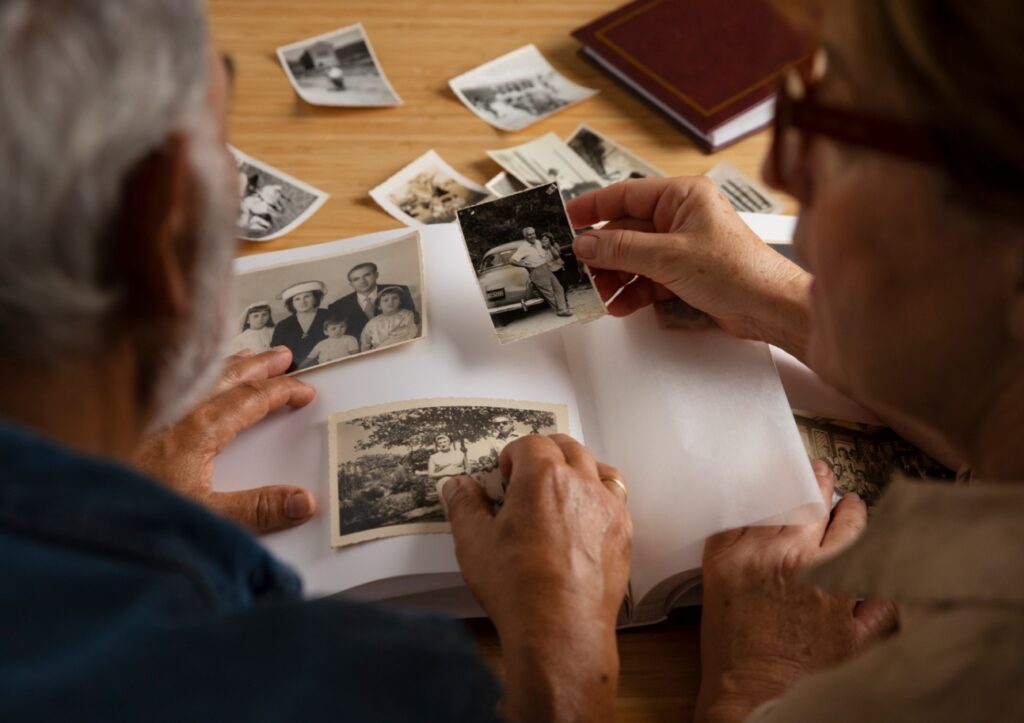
left=853, top=598, right=900, bottom=647
left=440, top=476, right=493, bottom=541
left=210, top=485, right=317, bottom=534
left=573, top=227, right=680, bottom=283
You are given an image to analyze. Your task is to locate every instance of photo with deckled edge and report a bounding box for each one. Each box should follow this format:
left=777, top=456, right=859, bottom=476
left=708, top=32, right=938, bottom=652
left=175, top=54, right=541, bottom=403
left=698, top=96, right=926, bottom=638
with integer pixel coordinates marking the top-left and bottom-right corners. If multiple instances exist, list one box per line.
left=370, top=150, right=488, bottom=226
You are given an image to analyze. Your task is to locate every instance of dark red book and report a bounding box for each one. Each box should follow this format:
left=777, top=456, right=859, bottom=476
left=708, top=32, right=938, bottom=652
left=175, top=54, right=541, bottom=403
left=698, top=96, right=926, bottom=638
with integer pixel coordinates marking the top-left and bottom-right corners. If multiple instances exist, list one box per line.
left=572, top=0, right=814, bottom=152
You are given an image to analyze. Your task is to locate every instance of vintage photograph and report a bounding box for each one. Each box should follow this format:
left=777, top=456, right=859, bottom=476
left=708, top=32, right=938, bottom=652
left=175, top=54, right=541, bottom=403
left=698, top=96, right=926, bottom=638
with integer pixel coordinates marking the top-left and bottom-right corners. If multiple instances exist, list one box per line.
left=456, top=183, right=606, bottom=345
left=277, top=23, right=402, bottom=107
left=370, top=150, right=489, bottom=226
left=329, top=398, right=569, bottom=547
left=449, top=44, right=598, bottom=131
left=487, top=133, right=606, bottom=202
left=231, top=232, right=426, bottom=372
left=793, top=411, right=956, bottom=509
left=705, top=160, right=784, bottom=214
left=231, top=147, right=329, bottom=242
left=566, top=124, right=666, bottom=183
left=484, top=172, right=526, bottom=199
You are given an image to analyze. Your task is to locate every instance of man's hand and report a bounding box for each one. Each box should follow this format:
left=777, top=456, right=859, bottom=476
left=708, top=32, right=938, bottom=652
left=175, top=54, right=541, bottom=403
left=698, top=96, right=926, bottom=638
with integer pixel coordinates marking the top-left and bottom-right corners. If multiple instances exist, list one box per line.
left=133, top=347, right=318, bottom=534
left=695, top=462, right=899, bottom=723
left=442, top=435, right=632, bottom=723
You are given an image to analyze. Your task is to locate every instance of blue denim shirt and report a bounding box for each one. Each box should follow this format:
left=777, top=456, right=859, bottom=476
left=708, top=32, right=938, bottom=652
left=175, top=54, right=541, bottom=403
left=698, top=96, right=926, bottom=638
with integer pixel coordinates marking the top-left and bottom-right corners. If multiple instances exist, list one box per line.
left=0, top=421, right=500, bottom=722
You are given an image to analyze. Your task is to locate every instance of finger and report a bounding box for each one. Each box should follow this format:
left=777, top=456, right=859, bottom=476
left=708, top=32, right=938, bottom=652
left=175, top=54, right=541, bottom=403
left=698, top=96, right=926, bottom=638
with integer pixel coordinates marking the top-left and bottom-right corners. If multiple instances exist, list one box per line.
left=573, top=226, right=685, bottom=285
left=853, top=598, right=899, bottom=646
left=786, top=459, right=836, bottom=544
left=440, top=475, right=494, bottom=539
left=605, top=277, right=675, bottom=317
left=210, top=485, right=316, bottom=534
left=600, top=217, right=657, bottom=234
left=212, top=347, right=294, bottom=396
left=566, top=177, right=691, bottom=228
left=595, top=462, right=628, bottom=503
left=498, top=436, right=569, bottom=500
left=820, top=492, right=867, bottom=556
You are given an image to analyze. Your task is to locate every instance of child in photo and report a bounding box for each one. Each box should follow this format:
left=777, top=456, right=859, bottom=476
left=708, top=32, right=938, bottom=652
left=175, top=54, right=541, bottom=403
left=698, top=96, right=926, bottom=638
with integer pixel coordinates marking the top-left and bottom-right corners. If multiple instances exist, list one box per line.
left=360, top=286, right=420, bottom=351
left=228, top=302, right=275, bottom=355
left=301, top=315, right=360, bottom=368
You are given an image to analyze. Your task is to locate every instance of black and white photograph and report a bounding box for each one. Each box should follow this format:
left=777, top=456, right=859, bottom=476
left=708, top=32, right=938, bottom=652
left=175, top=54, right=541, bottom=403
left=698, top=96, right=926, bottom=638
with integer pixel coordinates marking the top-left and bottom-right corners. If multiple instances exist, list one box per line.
left=231, top=146, right=329, bottom=242
left=231, top=232, right=426, bottom=372
left=456, top=183, right=606, bottom=345
left=277, top=23, right=402, bottom=107
left=370, top=150, right=488, bottom=226
left=449, top=44, right=598, bottom=132
left=793, top=411, right=956, bottom=509
left=566, top=124, right=666, bottom=183
left=487, top=132, right=606, bottom=202
left=329, top=398, right=568, bottom=547
left=484, top=171, right=527, bottom=199
left=705, top=160, right=784, bottom=214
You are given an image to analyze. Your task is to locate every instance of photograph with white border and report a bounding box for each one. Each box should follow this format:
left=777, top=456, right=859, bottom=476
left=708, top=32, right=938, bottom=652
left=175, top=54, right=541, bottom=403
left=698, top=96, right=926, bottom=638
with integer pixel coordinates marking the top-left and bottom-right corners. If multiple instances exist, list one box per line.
left=370, top=150, right=488, bottom=226
left=330, top=398, right=569, bottom=548
left=231, top=146, right=328, bottom=242
left=705, top=160, right=784, bottom=214
left=566, top=124, right=666, bottom=183
left=487, top=132, right=605, bottom=202
left=484, top=172, right=527, bottom=198
left=277, top=23, right=402, bottom=107
left=449, top=44, right=597, bottom=131
left=456, top=183, right=606, bottom=345
left=231, top=232, right=426, bottom=373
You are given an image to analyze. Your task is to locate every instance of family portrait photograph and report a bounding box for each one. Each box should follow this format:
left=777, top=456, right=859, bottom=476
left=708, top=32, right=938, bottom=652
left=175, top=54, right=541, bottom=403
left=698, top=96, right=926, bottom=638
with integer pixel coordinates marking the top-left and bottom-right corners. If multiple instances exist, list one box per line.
left=456, top=183, right=606, bottom=345
left=370, top=150, right=489, bottom=226
left=566, top=124, right=666, bottom=183
left=449, top=44, right=597, bottom=132
left=277, top=23, right=402, bottom=107
left=487, top=132, right=606, bottom=202
left=231, top=232, right=426, bottom=373
left=329, top=398, right=568, bottom=547
left=231, top=147, right=329, bottom=242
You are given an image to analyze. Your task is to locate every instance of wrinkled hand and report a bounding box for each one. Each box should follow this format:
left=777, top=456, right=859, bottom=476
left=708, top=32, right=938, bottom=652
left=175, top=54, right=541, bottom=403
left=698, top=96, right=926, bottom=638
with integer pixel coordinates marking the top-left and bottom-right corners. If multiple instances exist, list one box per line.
left=695, top=461, right=899, bottom=723
left=133, top=347, right=318, bottom=534
left=567, top=177, right=811, bottom=354
left=442, top=435, right=632, bottom=723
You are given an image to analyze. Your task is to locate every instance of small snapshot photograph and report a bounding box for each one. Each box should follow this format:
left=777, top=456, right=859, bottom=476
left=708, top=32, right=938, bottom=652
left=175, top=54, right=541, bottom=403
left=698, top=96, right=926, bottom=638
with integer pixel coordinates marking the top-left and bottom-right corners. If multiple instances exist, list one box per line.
left=277, top=23, right=402, bottom=107
left=329, top=398, right=569, bottom=547
left=456, top=183, right=606, bottom=345
left=370, top=150, right=489, bottom=226
left=487, top=133, right=605, bottom=202
left=231, top=147, right=328, bottom=242
left=566, top=124, right=666, bottom=183
left=231, top=232, right=425, bottom=372
left=793, top=411, right=956, bottom=510
left=450, top=44, right=598, bottom=132
left=484, top=172, right=527, bottom=199
left=705, top=160, right=784, bottom=214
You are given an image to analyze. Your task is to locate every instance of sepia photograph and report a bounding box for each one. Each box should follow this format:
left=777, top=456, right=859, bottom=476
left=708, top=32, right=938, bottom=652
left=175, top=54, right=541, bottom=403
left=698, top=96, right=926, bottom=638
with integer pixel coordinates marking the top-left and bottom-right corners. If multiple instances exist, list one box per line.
left=484, top=171, right=527, bottom=199
left=566, top=124, right=666, bottom=183
left=231, top=147, right=329, bottom=242
left=793, top=411, right=956, bottom=509
left=329, top=398, right=569, bottom=547
left=277, top=23, right=402, bottom=107
left=456, top=183, right=606, bottom=345
left=231, top=232, right=426, bottom=372
left=487, top=133, right=606, bottom=202
left=449, top=44, right=598, bottom=132
left=705, top=160, right=784, bottom=214
left=370, top=150, right=489, bottom=226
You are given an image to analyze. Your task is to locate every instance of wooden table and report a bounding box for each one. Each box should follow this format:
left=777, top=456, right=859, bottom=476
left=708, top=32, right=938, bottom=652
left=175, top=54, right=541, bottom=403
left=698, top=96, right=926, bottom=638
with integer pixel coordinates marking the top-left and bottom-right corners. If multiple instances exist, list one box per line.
left=210, top=2, right=790, bottom=719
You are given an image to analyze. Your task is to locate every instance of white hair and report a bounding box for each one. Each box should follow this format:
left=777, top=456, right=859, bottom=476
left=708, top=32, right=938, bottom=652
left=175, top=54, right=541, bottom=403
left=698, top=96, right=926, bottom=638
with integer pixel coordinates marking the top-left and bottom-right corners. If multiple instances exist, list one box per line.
left=0, top=0, right=239, bottom=427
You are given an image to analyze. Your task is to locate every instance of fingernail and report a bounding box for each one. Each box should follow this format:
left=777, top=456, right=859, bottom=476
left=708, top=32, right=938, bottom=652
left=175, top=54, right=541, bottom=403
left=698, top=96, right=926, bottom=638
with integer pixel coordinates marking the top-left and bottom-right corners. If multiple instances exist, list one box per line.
left=273, top=346, right=291, bottom=354
left=437, top=477, right=458, bottom=517
left=574, top=234, right=598, bottom=260
left=812, top=460, right=831, bottom=477
left=285, top=491, right=314, bottom=519
left=842, top=492, right=860, bottom=503
left=236, top=348, right=255, bottom=358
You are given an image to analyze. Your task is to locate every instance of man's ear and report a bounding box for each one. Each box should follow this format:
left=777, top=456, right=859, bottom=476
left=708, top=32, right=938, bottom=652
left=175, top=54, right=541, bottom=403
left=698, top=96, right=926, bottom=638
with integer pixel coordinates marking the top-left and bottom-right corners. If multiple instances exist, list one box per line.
left=114, top=134, right=195, bottom=323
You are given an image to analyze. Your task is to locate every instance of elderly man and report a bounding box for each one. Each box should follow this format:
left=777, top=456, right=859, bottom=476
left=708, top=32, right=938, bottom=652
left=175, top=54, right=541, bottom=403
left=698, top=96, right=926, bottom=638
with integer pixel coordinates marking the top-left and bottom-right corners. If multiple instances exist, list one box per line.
left=509, top=227, right=573, bottom=317
left=0, top=2, right=630, bottom=722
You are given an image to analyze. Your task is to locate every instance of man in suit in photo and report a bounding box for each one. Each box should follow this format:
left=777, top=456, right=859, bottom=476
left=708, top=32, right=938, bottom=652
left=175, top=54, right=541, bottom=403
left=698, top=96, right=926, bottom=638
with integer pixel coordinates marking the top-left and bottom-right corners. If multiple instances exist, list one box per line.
left=328, top=261, right=416, bottom=340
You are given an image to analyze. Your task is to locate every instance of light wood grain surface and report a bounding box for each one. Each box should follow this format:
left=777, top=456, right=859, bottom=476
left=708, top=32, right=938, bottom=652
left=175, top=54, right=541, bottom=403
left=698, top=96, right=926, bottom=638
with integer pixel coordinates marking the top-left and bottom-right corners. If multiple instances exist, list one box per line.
left=209, top=1, right=787, bottom=720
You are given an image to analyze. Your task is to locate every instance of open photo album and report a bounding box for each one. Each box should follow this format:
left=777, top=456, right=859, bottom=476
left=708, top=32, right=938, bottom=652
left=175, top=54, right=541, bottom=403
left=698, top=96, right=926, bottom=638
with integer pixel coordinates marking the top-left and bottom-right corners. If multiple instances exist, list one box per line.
left=215, top=215, right=829, bottom=627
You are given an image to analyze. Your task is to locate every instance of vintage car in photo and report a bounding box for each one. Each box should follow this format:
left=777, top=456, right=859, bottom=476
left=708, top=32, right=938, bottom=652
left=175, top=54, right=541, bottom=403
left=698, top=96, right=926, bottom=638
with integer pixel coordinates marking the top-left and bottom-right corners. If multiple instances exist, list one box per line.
left=476, top=241, right=581, bottom=317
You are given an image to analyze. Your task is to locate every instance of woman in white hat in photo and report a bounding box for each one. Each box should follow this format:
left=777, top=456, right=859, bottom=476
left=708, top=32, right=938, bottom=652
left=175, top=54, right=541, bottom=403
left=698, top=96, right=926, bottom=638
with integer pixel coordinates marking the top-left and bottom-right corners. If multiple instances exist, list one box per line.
left=269, top=280, right=330, bottom=372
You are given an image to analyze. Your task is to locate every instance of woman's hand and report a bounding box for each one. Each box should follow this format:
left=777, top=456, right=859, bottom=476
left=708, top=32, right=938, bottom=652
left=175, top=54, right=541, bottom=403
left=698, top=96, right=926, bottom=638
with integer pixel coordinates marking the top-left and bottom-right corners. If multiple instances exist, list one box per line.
left=567, top=177, right=812, bottom=357
left=441, top=435, right=632, bottom=723
left=133, top=347, right=318, bottom=534
left=695, top=462, right=899, bottom=723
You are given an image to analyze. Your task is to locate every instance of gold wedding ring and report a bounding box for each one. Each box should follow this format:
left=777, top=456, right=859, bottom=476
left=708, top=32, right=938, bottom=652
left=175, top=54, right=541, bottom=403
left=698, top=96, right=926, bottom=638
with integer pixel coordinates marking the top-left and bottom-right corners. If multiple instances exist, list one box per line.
left=600, top=475, right=628, bottom=502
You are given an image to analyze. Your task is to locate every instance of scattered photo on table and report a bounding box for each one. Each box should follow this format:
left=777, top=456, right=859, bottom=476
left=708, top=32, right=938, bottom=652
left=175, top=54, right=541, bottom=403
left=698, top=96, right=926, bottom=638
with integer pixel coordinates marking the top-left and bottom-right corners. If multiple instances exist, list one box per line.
left=329, top=398, right=568, bottom=547
left=231, top=147, right=328, bottom=242
left=484, top=172, right=527, bottom=199
left=277, top=23, right=402, bottom=107
left=449, top=44, right=598, bottom=132
left=566, top=124, right=666, bottom=182
left=231, top=232, right=426, bottom=372
left=456, top=183, right=606, bottom=345
left=705, top=160, right=784, bottom=214
left=370, top=150, right=488, bottom=226
left=487, top=133, right=606, bottom=202
left=793, top=411, right=956, bottom=510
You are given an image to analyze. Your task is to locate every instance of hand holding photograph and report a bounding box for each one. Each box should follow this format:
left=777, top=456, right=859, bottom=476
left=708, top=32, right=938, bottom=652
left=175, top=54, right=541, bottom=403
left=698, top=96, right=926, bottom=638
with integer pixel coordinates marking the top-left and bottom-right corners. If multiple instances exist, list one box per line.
left=370, top=150, right=488, bottom=226
left=456, top=183, right=606, bottom=345
left=329, top=398, right=568, bottom=547
left=277, top=23, right=402, bottom=107
left=231, top=147, right=328, bottom=242
left=487, top=132, right=606, bottom=202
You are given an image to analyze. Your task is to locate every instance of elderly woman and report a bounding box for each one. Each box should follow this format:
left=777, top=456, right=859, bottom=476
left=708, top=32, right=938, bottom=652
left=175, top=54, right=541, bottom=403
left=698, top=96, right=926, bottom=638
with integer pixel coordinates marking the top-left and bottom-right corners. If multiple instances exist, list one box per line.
left=560, top=1, right=1024, bottom=719
left=270, top=280, right=330, bottom=372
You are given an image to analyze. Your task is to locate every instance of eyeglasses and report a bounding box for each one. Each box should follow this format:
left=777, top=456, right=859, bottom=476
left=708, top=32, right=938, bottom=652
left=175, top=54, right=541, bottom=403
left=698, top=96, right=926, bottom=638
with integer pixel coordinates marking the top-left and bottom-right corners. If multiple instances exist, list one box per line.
left=768, top=49, right=939, bottom=198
